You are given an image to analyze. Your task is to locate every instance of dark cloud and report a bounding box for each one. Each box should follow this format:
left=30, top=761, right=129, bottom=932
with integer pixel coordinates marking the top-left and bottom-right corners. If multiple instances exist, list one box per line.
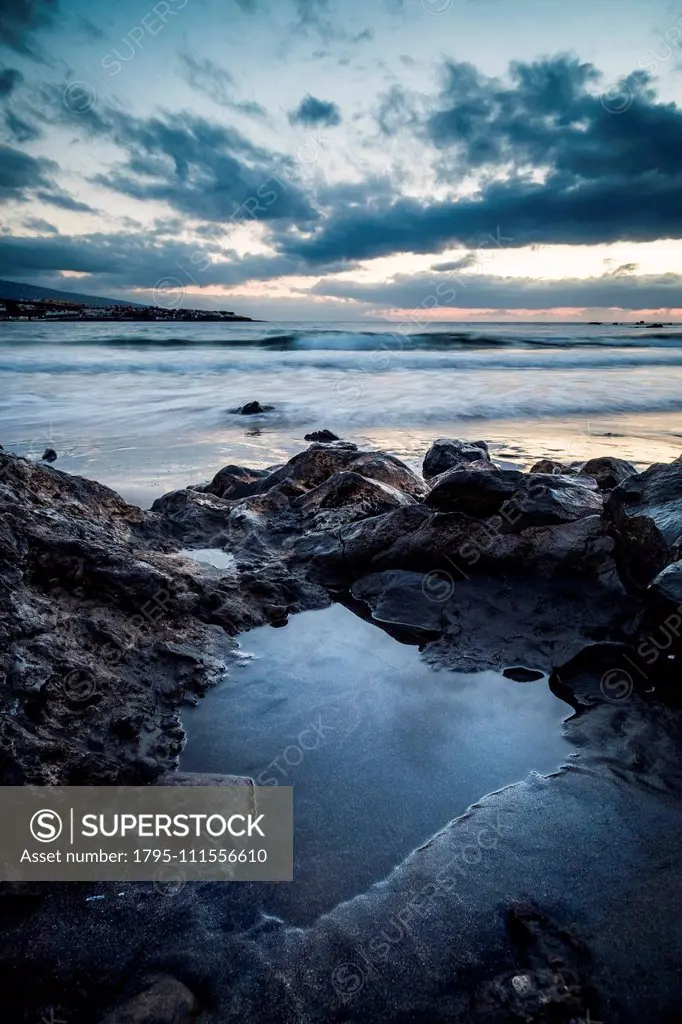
left=312, top=270, right=682, bottom=311
left=0, top=66, right=23, bottom=96
left=4, top=108, right=41, bottom=141
left=0, top=228, right=359, bottom=290
left=179, top=53, right=268, bottom=119
left=23, top=216, right=58, bottom=233
left=276, top=56, right=682, bottom=264
left=48, top=97, right=319, bottom=226
left=35, top=187, right=96, bottom=213
left=288, top=94, right=342, bottom=127
left=0, top=0, right=59, bottom=62
left=0, top=143, right=55, bottom=201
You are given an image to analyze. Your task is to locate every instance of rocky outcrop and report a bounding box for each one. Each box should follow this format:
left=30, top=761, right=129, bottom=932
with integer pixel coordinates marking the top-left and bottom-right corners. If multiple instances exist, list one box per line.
left=0, top=452, right=327, bottom=785
left=606, top=460, right=682, bottom=589
left=296, top=471, right=415, bottom=531
left=422, top=438, right=490, bottom=480
left=202, top=464, right=271, bottom=500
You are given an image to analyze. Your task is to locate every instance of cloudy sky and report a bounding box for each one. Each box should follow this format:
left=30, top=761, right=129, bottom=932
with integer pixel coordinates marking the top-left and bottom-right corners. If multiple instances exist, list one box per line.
left=1, top=0, right=682, bottom=320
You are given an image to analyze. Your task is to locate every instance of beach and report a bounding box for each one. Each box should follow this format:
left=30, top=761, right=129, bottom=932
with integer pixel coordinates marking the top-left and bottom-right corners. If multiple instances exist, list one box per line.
left=2, top=320, right=682, bottom=505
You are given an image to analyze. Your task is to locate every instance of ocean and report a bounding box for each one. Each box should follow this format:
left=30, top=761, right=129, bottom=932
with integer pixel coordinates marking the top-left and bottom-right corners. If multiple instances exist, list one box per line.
left=2, top=319, right=681, bottom=505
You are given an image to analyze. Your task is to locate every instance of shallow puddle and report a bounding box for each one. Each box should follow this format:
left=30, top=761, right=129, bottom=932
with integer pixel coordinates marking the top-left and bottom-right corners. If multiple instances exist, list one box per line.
left=181, top=604, right=575, bottom=923
left=178, top=547, right=237, bottom=571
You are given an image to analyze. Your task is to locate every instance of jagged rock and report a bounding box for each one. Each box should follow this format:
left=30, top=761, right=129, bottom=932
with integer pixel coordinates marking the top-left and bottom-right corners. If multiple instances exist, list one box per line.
left=233, top=401, right=274, bottom=415
left=580, top=456, right=637, bottom=490
left=0, top=451, right=327, bottom=784
left=296, top=471, right=415, bottom=530
left=101, top=976, right=197, bottom=1024
left=202, top=464, right=271, bottom=500
left=256, top=446, right=426, bottom=499
left=304, top=429, right=340, bottom=442
left=422, top=437, right=490, bottom=480
left=41, top=448, right=57, bottom=462
left=606, top=460, right=682, bottom=588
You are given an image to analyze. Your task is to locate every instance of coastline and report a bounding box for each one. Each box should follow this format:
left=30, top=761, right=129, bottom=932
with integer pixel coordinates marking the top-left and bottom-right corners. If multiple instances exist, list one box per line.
left=1, top=434, right=681, bottom=1022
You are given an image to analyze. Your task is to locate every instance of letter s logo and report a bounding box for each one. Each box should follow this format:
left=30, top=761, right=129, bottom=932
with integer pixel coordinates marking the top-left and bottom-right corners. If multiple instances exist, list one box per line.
left=30, top=809, right=63, bottom=843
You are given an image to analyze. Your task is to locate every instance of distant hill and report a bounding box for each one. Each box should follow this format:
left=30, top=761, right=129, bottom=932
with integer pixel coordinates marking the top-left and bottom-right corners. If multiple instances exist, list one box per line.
left=0, top=279, right=147, bottom=308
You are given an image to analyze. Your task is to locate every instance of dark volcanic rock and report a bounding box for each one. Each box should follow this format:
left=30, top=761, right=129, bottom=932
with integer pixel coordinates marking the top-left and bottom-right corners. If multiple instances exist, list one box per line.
left=422, top=437, right=490, bottom=480
left=0, top=451, right=327, bottom=784
left=550, top=642, right=646, bottom=709
left=529, top=458, right=569, bottom=474
left=234, top=401, right=274, bottom=415
left=606, top=460, right=682, bottom=588
left=580, top=456, right=637, bottom=491
left=304, top=429, right=340, bottom=443
left=101, top=976, right=197, bottom=1024
left=425, top=468, right=525, bottom=516
left=41, top=448, right=57, bottom=462
left=203, top=464, right=271, bottom=500
left=426, top=469, right=602, bottom=528
left=296, top=471, right=415, bottom=531
left=260, top=445, right=426, bottom=499
left=649, top=559, right=682, bottom=607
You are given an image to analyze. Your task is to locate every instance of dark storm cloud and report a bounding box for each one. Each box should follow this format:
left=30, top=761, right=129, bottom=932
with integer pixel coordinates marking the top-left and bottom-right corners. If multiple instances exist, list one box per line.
left=0, top=66, right=23, bottom=95
left=0, top=0, right=59, bottom=61
left=0, top=143, right=55, bottom=201
left=179, top=53, right=268, bottom=119
left=288, top=94, right=342, bottom=127
left=49, top=97, right=319, bottom=226
left=278, top=56, right=682, bottom=263
left=312, top=270, right=682, bottom=311
left=0, top=231, right=348, bottom=289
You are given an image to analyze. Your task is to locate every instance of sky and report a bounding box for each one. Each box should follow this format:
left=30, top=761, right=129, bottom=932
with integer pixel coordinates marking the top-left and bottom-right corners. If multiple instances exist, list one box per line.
left=1, top=0, right=682, bottom=320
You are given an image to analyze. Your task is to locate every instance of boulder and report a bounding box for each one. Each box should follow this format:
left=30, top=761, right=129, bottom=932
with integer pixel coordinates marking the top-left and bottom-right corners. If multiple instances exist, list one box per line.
left=606, top=460, right=682, bottom=588
left=203, top=464, right=271, bottom=500
left=424, top=468, right=524, bottom=516
left=304, top=429, right=340, bottom=443
left=422, top=438, right=490, bottom=480
left=579, top=456, right=637, bottom=491
left=529, top=459, right=569, bottom=474
left=296, top=471, right=415, bottom=530
left=41, top=448, right=57, bottom=462
left=101, top=976, right=197, bottom=1024
left=257, top=446, right=426, bottom=499
left=426, top=469, right=601, bottom=527
left=506, top=474, right=603, bottom=530
left=648, top=559, right=682, bottom=607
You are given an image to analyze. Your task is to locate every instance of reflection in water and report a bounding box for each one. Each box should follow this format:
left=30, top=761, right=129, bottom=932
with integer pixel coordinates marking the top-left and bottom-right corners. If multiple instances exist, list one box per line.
left=181, top=604, right=575, bottom=923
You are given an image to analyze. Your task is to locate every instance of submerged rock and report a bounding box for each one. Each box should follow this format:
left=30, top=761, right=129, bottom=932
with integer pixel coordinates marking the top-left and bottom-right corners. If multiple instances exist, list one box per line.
left=606, top=460, right=682, bottom=589
left=304, top=429, right=340, bottom=442
left=422, top=437, right=490, bottom=480
left=233, top=401, right=274, bottom=415
left=41, top=447, right=57, bottom=462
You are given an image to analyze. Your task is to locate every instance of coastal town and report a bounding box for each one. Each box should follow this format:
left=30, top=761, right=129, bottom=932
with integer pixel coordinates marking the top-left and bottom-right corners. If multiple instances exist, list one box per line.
left=0, top=297, right=254, bottom=322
